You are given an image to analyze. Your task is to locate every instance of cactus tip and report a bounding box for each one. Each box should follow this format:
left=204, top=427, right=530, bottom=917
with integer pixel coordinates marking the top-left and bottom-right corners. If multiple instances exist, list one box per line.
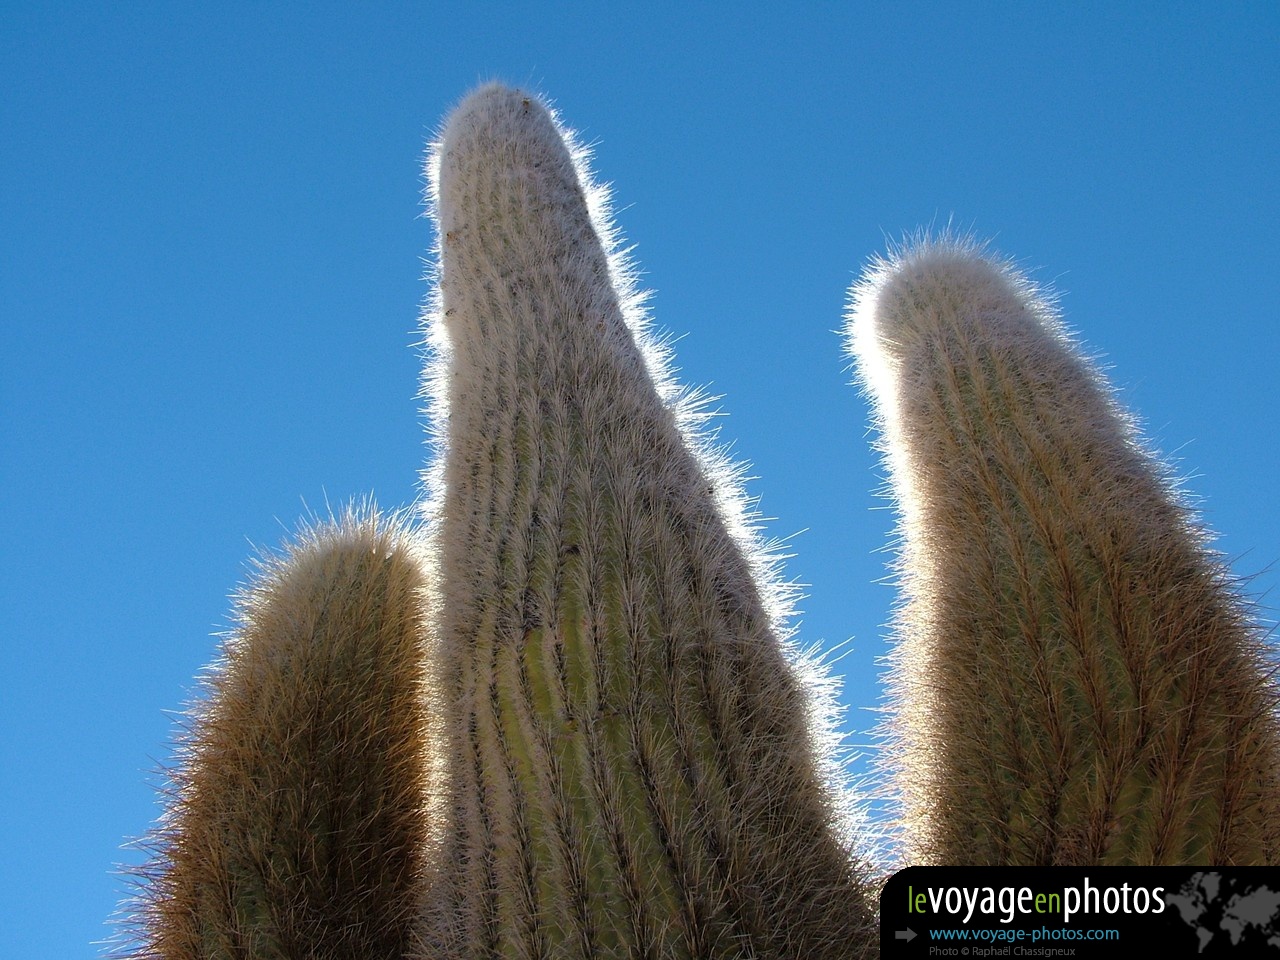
left=437, top=82, right=561, bottom=167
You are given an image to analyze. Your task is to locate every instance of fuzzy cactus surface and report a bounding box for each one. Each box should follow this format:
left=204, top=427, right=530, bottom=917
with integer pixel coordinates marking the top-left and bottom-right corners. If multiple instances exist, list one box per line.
left=845, top=240, right=1280, bottom=866
left=124, top=85, right=1280, bottom=960
left=126, top=508, right=440, bottom=959
left=418, top=83, right=876, bottom=958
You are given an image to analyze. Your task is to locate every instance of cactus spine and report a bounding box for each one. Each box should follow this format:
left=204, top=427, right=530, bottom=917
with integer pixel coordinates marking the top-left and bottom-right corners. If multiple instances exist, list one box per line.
left=419, top=84, right=875, bottom=958
left=129, top=508, right=440, bottom=959
left=845, top=238, right=1280, bottom=865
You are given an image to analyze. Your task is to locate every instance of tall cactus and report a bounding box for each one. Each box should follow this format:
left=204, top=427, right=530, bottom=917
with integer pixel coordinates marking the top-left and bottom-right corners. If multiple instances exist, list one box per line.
left=418, top=82, right=875, bottom=958
left=845, top=238, right=1280, bottom=865
left=126, top=508, right=440, bottom=959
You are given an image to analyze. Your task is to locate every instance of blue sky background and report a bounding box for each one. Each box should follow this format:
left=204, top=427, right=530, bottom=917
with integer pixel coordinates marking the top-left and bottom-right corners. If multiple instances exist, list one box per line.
left=3, top=2, right=1278, bottom=953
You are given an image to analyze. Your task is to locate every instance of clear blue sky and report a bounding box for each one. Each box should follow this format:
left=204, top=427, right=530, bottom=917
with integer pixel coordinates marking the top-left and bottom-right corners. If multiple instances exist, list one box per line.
left=3, top=2, right=1277, bottom=953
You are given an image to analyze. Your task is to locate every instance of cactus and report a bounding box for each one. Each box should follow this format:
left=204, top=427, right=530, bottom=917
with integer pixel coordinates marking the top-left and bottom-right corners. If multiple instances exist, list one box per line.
left=123, top=85, right=1280, bottom=959
left=125, top=507, right=441, bottom=959
left=418, top=83, right=875, bottom=958
left=845, top=238, right=1280, bottom=865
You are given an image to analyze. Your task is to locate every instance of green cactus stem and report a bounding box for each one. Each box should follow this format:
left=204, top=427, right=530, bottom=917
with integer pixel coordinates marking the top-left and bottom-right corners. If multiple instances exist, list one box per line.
left=129, top=508, right=441, bottom=959
left=418, top=84, right=876, bottom=958
left=846, top=238, right=1280, bottom=866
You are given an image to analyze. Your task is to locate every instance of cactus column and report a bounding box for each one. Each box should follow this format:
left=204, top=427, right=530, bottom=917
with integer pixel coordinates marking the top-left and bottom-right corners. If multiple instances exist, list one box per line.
left=130, top=509, right=440, bottom=958
left=419, top=84, right=875, bottom=958
left=846, top=239, right=1280, bottom=865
